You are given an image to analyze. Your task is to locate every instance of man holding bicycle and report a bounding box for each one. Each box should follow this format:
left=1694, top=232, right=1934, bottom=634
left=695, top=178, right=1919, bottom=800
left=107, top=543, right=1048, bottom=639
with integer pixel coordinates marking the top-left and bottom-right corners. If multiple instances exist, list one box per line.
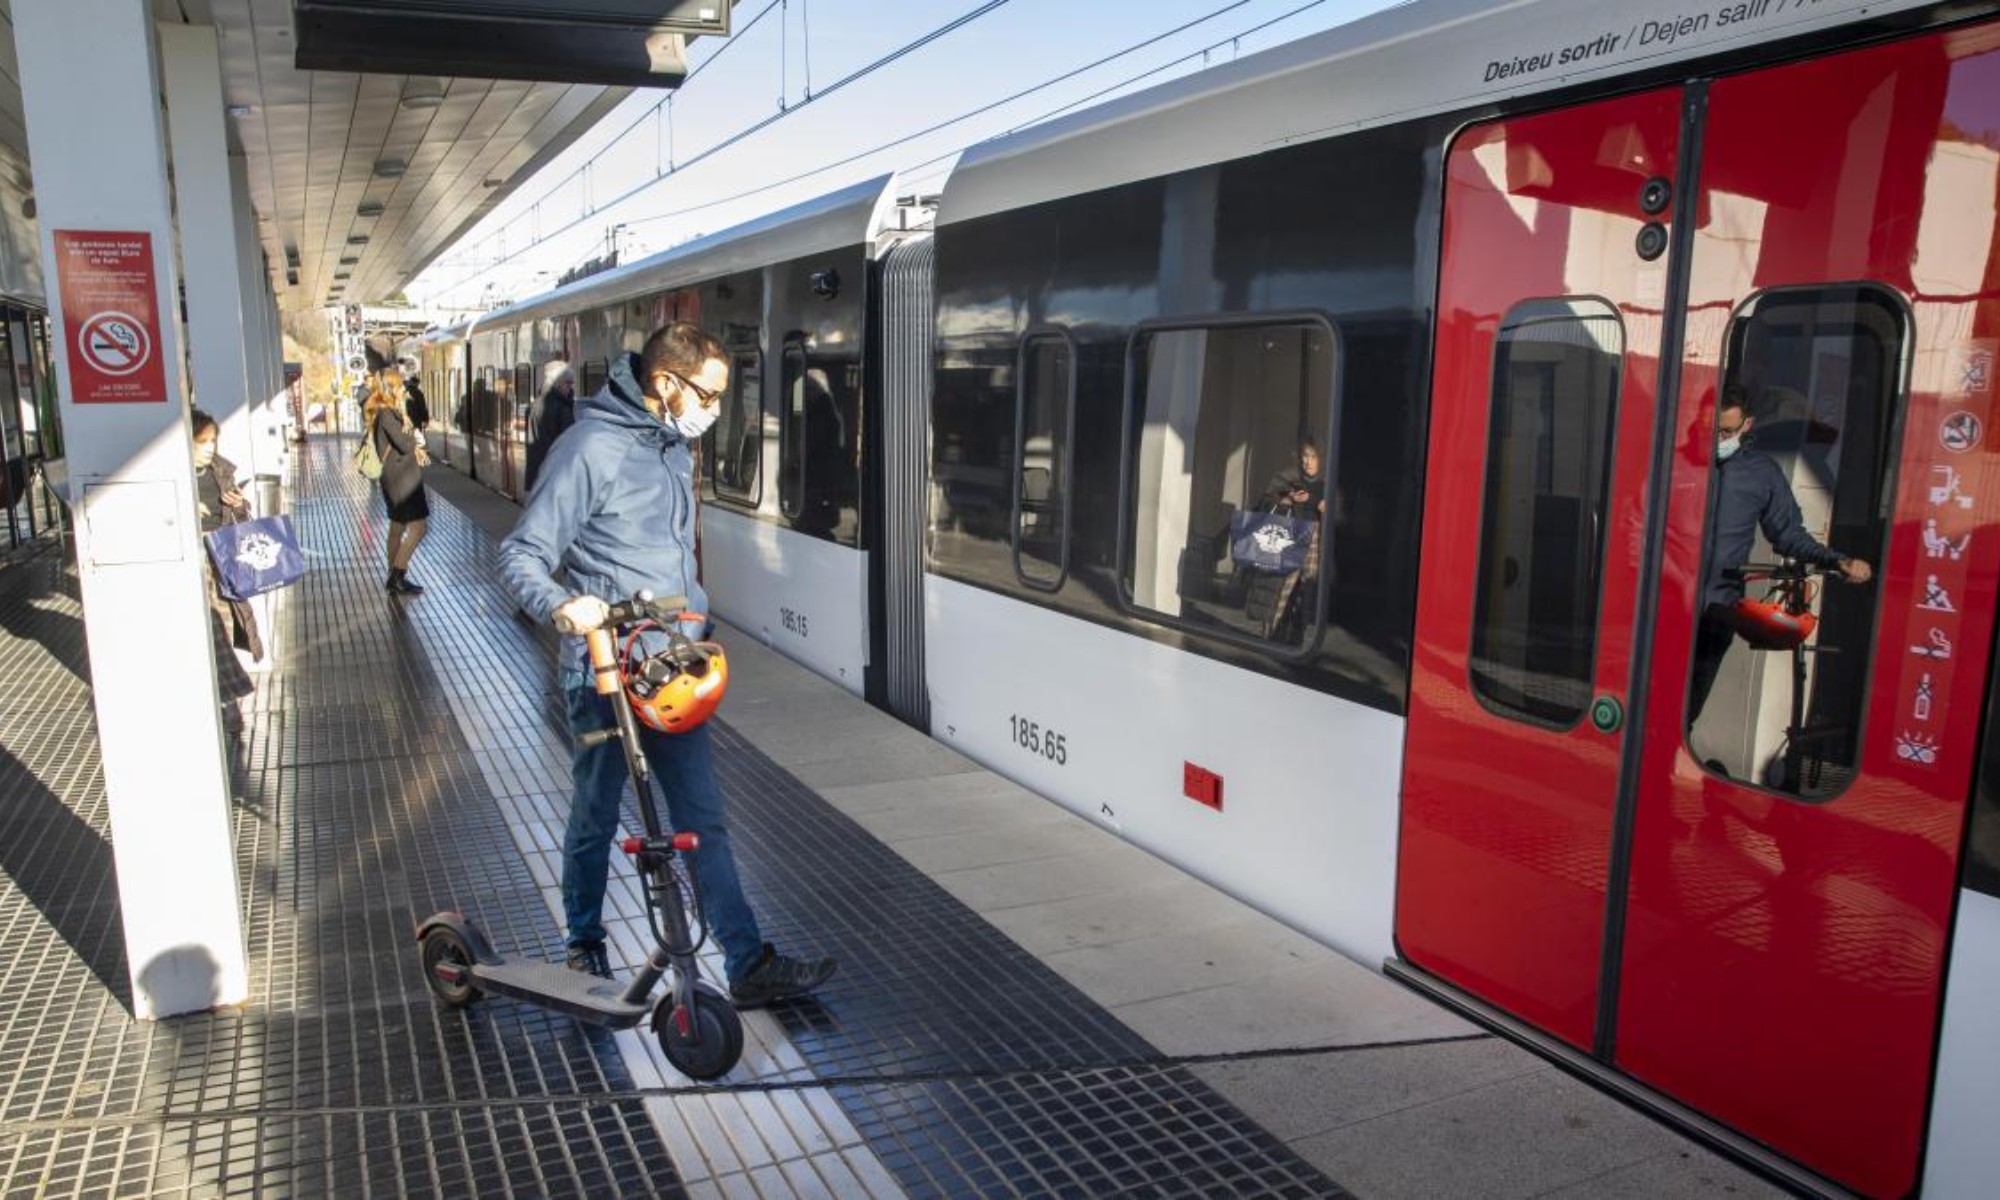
left=1688, top=387, right=1873, bottom=722
left=499, top=322, right=835, bottom=1006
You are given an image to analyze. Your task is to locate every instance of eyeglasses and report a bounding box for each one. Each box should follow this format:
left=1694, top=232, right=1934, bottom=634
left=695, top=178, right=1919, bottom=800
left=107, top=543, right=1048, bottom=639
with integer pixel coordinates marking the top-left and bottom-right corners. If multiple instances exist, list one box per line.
left=663, top=369, right=722, bottom=408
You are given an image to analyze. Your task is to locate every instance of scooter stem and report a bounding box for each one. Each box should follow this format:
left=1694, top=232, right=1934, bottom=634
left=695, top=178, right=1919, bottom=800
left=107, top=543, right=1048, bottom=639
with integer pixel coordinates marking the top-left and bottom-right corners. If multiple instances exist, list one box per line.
left=585, top=624, right=669, bottom=839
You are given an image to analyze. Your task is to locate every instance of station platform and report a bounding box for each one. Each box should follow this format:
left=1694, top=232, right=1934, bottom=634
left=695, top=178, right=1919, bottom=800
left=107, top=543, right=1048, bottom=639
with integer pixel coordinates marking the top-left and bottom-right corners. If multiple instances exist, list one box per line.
left=0, top=436, right=1786, bottom=1198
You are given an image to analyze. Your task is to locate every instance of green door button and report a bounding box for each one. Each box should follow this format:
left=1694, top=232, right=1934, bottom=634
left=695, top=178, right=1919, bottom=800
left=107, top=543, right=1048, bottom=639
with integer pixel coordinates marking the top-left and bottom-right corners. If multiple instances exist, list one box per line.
left=1590, top=695, right=1624, bottom=734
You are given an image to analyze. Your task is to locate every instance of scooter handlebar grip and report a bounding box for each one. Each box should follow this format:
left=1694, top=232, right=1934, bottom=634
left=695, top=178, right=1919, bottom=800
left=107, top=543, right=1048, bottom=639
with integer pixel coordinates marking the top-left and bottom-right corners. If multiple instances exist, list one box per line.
left=577, top=727, right=621, bottom=749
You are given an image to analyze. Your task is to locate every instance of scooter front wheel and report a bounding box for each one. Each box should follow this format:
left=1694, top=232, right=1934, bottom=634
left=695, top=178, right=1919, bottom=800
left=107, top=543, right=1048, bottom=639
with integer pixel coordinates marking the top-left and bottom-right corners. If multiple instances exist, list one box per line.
left=654, top=983, right=743, bottom=1080
left=420, top=927, right=482, bottom=1008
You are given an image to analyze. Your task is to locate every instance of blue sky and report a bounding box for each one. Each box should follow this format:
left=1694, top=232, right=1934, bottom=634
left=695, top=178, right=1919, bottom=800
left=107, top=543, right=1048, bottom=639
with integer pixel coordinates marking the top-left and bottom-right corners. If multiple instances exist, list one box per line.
left=407, top=0, right=1400, bottom=309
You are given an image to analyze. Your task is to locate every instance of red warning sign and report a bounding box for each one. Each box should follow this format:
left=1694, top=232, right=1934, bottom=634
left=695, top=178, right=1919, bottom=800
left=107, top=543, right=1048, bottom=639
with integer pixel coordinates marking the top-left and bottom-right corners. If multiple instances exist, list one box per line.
left=54, top=230, right=167, bottom=404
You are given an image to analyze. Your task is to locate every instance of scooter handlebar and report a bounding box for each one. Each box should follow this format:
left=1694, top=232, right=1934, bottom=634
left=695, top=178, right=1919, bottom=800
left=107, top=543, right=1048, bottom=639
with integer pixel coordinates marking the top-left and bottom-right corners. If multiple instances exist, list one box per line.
left=1728, top=561, right=1834, bottom=583
left=581, top=592, right=695, bottom=694
left=605, top=590, right=693, bottom=627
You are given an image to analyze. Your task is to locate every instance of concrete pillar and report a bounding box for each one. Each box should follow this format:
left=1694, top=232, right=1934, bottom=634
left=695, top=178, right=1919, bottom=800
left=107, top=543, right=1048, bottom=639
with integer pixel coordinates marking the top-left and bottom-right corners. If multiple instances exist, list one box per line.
left=14, top=0, right=248, bottom=1018
left=160, top=25, right=260, bottom=481
left=232, top=155, right=287, bottom=482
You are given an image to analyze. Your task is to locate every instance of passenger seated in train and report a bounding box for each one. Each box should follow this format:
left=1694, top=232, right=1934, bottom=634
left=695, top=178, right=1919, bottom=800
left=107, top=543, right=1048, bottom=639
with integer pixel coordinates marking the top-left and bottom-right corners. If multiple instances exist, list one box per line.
left=1237, top=441, right=1326, bottom=641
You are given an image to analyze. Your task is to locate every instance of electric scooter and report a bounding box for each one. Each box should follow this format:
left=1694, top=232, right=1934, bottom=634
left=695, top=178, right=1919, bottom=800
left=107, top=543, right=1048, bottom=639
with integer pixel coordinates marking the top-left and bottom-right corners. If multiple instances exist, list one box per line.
left=415, top=592, right=745, bottom=1081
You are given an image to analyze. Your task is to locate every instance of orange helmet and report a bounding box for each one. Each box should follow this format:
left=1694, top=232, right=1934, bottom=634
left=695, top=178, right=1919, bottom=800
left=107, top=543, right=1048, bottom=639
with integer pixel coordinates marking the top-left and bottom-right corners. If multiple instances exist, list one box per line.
left=621, top=623, right=729, bottom=733
left=1731, top=595, right=1818, bottom=651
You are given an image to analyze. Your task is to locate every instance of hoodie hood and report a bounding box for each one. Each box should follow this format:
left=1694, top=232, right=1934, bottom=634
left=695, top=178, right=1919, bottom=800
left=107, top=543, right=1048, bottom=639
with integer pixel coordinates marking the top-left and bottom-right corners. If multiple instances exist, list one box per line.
left=577, top=351, right=690, bottom=447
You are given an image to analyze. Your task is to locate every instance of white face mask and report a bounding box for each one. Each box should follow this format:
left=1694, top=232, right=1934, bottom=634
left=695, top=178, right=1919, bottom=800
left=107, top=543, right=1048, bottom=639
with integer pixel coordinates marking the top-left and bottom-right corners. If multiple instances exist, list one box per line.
left=1716, top=435, right=1742, bottom=462
left=193, top=441, right=217, bottom=468
left=673, top=400, right=719, bottom=442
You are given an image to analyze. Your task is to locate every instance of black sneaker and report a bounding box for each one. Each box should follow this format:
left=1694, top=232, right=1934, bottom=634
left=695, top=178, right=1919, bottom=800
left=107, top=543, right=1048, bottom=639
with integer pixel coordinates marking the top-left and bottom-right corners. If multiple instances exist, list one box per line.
left=565, top=940, right=612, bottom=980
left=729, top=942, right=836, bottom=1008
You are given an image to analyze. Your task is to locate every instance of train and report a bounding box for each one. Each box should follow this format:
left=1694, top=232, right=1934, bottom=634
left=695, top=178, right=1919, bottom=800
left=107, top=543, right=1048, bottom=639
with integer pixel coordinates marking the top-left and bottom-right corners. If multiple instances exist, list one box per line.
left=418, top=0, right=2000, bottom=1194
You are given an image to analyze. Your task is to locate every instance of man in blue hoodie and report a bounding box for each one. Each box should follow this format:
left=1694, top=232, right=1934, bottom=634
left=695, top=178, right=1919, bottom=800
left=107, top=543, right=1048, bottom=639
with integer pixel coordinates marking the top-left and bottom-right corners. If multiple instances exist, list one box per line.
left=500, top=322, right=836, bottom=1007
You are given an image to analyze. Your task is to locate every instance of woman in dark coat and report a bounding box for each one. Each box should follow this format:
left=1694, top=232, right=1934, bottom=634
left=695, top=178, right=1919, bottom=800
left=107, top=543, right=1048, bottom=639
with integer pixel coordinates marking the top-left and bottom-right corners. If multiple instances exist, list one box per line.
left=191, top=409, right=262, bottom=714
left=365, top=370, right=430, bottom=595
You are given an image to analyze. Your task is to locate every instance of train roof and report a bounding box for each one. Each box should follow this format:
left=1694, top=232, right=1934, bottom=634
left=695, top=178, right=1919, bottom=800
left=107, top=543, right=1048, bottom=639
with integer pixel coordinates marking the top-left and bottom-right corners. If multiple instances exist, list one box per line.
left=468, top=174, right=895, bottom=331
left=940, top=0, right=1933, bottom=226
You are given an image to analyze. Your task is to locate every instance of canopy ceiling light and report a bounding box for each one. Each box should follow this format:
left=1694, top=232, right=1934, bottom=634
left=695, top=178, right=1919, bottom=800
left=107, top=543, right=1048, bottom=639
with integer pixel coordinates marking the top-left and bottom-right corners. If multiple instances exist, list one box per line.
left=373, top=158, right=406, bottom=178
left=356, top=200, right=386, bottom=217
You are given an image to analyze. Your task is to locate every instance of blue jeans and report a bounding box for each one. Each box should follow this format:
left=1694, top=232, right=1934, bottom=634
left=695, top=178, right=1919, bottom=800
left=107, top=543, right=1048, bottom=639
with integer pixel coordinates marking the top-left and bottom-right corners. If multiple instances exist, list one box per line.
left=561, top=670, right=764, bottom=983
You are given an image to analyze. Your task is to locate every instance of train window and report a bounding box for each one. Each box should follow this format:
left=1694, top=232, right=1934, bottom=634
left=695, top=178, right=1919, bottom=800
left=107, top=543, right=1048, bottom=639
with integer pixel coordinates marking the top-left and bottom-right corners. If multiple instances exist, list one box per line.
left=1014, top=331, right=1075, bottom=590
left=1469, top=298, right=1624, bottom=729
left=1122, top=315, right=1337, bottom=653
left=710, top=351, right=763, bottom=505
left=1685, top=285, right=1905, bottom=799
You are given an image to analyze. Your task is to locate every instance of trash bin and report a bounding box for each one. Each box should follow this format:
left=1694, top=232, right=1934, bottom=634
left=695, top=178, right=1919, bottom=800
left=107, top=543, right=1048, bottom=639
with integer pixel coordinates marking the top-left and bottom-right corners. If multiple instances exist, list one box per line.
left=255, top=474, right=282, bottom=518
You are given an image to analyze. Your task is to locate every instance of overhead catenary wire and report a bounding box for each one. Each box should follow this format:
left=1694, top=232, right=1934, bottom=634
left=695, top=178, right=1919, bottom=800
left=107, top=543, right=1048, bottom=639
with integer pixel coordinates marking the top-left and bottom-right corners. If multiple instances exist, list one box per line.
left=618, top=0, right=1320, bottom=228
left=438, top=0, right=1016, bottom=282
left=433, top=0, right=1331, bottom=300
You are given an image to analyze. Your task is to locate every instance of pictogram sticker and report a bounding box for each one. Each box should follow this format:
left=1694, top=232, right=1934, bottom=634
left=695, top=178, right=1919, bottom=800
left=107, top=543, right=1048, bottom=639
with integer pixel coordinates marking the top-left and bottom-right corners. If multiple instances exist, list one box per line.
left=1912, top=627, right=1954, bottom=660
left=1895, top=731, right=1940, bottom=765
left=1919, top=574, right=1958, bottom=613
left=1924, top=519, right=1969, bottom=561
left=1940, top=410, right=1983, bottom=454
left=1929, top=464, right=1974, bottom=509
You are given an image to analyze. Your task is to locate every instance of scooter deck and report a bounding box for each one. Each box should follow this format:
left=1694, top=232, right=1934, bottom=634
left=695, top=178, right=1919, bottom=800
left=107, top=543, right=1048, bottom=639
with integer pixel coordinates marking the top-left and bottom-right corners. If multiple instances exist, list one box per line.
left=473, top=957, right=652, bottom=1028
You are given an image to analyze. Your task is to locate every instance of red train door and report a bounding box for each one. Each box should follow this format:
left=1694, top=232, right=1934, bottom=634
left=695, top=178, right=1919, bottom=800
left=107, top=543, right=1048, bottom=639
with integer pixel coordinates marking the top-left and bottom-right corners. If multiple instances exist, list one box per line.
left=1397, top=88, right=1683, bottom=1051
left=1400, top=21, right=2000, bottom=1198
left=1615, top=27, right=2000, bottom=1199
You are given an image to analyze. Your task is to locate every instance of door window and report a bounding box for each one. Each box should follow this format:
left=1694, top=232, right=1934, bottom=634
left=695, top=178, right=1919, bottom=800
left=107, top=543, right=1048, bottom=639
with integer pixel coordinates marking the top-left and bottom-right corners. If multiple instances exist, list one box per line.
left=1014, top=331, right=1075, bottom=589
left=1469, top=298, right=1625, bottom=728
left=710, top=351, right=763, bottom=505
left=1685, top=285, right=1905, bottom=797
left=779, top=341, right=856, bottom=537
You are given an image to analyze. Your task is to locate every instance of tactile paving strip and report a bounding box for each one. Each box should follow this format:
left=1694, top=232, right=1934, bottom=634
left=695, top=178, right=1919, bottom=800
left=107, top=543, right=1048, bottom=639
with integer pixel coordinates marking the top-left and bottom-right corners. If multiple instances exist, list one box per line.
left=407, top=450, right=1347, bottom=1196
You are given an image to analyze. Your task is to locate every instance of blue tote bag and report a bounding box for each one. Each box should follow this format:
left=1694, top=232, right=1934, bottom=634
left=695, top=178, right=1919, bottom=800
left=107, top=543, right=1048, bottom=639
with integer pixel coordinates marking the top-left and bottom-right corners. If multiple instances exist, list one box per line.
left=206, top=514, right=306, bottom=602
left=1228, top=510, right=1314, bottom=573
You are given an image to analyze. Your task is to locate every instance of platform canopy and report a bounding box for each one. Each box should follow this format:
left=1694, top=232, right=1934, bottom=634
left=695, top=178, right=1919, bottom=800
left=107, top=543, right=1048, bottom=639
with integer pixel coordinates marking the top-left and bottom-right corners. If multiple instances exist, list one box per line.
left=46, top=0, right=739, bottom=313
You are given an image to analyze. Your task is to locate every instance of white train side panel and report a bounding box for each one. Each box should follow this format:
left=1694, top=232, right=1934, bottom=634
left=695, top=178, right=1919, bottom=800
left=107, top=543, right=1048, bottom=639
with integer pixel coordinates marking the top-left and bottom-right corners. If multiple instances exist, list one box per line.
left=1925, top=889, right=2000, bottom=1197
left=700, top=506, right=868, bottom=696
left=925, top=576, right=1401, bottom=967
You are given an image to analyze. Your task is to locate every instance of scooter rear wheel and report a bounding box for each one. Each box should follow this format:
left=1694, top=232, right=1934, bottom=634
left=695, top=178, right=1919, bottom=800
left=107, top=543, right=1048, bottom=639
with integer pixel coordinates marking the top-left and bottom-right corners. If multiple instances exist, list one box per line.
left=654, top=983, right=743, bottom=1080
left=420, top=927, right=482, bottom=1008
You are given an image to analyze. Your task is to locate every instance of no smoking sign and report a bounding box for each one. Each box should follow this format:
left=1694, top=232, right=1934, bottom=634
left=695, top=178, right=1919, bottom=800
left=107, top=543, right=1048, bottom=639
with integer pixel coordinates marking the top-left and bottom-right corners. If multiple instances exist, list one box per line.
left=55, top=230, right=168, bottom=404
